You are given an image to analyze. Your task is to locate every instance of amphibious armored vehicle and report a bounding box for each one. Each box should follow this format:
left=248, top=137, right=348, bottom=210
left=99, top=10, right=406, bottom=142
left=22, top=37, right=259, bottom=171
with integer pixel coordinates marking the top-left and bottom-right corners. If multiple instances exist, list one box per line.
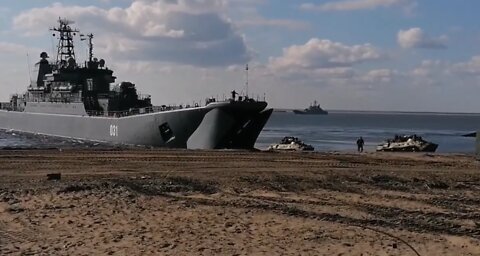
left=268, top=136, right=314, bottom=151
left=376, top=135, right=438, bottom=152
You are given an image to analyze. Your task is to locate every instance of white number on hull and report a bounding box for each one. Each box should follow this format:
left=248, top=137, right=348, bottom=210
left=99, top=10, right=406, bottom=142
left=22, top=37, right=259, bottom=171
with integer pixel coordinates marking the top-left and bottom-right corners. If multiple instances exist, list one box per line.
left=109, top=125, right=119, bottom=137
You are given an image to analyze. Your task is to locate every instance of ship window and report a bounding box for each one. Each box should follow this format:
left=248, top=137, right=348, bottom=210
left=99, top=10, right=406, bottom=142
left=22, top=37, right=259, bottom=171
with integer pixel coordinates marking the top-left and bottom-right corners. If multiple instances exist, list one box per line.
left=87, top=79, right=94, bottom=91
left=159, top=122, right=174, bottom=142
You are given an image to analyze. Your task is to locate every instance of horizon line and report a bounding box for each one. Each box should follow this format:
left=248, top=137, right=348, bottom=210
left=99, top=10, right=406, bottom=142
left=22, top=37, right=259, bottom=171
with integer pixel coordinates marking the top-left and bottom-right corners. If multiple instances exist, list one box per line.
left=274, top=108, right=480, bottom=115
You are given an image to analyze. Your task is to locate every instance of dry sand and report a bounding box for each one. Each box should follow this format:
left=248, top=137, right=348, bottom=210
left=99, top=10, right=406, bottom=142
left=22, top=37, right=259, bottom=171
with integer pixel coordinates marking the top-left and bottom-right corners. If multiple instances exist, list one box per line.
left=0, top=149, right=480, bottom=255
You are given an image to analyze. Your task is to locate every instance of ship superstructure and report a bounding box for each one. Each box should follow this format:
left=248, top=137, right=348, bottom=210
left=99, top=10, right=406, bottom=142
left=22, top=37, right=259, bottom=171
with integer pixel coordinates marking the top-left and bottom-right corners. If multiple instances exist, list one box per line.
left=0, top=18, right=272, bottom=149
left=24, top=19, right=151, bottom=116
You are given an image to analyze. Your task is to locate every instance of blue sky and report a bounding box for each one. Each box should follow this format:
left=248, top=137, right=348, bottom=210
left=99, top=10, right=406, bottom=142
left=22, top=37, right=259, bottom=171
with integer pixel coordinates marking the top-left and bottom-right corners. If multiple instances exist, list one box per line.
left=1, top=0, right=480, bottom=112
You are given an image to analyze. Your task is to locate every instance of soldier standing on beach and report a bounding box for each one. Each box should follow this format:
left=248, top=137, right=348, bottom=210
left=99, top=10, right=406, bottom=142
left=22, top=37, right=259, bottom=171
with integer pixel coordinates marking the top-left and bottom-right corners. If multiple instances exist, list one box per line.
left=356, top=137, right=365, bottom=153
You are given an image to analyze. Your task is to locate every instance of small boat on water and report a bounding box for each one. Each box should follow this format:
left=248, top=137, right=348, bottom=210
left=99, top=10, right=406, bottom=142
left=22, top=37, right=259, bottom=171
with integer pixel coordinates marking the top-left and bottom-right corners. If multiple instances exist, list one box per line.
left=293, top=101, right=328, bottom=115
left=376, top=134, right=438, bottom=152
left=462, top=132, right=477, bottom=137
left=268, top=136, right=314, bottom=151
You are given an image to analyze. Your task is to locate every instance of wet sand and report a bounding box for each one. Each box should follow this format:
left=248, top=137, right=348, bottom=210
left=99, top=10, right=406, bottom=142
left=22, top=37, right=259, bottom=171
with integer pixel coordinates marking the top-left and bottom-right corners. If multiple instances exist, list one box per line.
left=0, top=149, right=479, bottom=255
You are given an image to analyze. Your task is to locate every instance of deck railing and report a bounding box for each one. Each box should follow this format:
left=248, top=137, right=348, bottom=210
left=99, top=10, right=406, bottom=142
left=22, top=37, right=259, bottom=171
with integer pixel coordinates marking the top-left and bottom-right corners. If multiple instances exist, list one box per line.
left=0, top=102, right=12, bottom=111
left=85, top=104, right=204, bottom=118
left=2, top=94, right=267, bottom=117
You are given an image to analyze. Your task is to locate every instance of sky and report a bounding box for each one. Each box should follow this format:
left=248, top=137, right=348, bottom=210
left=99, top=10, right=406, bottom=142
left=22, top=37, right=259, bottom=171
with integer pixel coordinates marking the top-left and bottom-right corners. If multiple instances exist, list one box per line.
left=1, top=0, right=480, bottom=112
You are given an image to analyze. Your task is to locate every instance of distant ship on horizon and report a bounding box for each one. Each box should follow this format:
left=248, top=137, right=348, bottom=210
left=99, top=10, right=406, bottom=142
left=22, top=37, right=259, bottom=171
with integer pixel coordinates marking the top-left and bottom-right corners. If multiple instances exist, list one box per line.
left=293, top=100, right=328, bottom=115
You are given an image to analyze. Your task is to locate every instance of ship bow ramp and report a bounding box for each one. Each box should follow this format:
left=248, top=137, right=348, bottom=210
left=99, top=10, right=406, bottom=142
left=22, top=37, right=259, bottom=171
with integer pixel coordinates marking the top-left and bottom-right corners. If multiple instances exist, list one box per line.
left=187, top=101, right=272, bottom=149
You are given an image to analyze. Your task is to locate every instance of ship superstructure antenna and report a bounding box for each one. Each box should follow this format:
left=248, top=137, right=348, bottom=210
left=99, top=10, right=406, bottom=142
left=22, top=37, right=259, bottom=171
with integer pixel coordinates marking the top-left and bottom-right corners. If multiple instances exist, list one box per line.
left=245, top=63, right=249, bottom=98
left=80, top=33, right=94, bottom=62
left=51, top=18, right=79, bottom=65
left=26, top=53, right=32, bottom=85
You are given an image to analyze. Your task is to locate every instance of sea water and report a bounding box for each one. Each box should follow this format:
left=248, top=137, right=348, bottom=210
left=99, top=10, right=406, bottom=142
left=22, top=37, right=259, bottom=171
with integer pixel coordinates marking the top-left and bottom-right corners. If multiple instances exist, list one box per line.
left=1, top=111, right=479, bottom=153
left=255, top=111, right=480, bottom=153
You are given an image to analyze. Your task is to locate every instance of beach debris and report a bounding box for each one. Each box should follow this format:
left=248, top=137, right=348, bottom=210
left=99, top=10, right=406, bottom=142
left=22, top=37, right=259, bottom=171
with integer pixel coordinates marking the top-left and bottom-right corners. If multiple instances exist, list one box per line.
left=7, top=205, right=25, bottom=213
left=113, top=176, right=218, bottom=196
left=47, top=173, right=61, bottom=180
left=58, top=184, right=93, bottom=193
left=371, top=174, right=406, bottom=184
left=0, top=191, right=17, bottom=204
left=425, top=181, right=449, bottom=190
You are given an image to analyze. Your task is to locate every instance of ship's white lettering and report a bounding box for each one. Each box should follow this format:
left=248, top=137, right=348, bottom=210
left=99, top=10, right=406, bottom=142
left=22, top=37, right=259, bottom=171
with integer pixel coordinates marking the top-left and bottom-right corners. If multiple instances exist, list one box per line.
left=109, top=125, right=119, bottom=137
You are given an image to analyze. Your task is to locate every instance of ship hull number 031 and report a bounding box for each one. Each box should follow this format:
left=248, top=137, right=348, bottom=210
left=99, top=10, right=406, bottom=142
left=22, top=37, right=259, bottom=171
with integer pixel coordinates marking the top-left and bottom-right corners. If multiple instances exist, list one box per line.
left=110, top=125, right=119, bottom=137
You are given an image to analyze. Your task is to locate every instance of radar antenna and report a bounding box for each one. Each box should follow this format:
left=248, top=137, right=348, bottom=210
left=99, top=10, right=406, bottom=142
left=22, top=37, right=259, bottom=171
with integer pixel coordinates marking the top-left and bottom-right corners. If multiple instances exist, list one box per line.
left=51, top=18, right=79, bottom=66
left=80, top=33, right=94, bottom=62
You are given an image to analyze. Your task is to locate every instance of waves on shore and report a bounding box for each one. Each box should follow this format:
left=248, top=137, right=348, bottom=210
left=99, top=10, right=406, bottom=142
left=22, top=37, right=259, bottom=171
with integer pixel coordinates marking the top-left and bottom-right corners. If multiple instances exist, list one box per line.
left=0, top=129, right=121, bottom=150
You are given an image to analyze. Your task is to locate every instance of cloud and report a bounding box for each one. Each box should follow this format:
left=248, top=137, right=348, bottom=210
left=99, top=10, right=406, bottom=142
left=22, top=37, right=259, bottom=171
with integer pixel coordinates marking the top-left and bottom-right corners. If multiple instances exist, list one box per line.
left=411, top=60, right=445, bottom=76
left=362, top=69, right=398, bottom=83
left=226, top=0, right=309, bottom=30
left=300, top=0, right=415, bottom=12
left=266, top=38, right=383, bottom=85
left=0, top=42, right=40, bottom=55
left=409, top=57, right=480, bottom=88
left=397, top=28, right=447, bottom=49
left=451, top=56, right=480, bottom=76
left=237, top=18, right=309, bottom=30
left=12, top=0, right=250, bottom=67
left=269, top=38, right=382, bottom=71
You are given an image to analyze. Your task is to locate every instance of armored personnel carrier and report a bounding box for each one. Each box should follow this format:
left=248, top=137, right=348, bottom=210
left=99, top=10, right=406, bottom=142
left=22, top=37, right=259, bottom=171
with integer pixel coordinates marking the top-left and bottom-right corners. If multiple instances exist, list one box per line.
left=376, top=135, right=438, bottom=152
left=268, top=137, right=314, bottom=151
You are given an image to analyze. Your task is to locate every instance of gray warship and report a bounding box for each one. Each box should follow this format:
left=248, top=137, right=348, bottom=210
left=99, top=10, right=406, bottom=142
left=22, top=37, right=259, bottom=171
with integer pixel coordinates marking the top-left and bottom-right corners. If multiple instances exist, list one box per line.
left=293, top=100, right=328, bottom=115
left=0, top=18, right=272, bottom=149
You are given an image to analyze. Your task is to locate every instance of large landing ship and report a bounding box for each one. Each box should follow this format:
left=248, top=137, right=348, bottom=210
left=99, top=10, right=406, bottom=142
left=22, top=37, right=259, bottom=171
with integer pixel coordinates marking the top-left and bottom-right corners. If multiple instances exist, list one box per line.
left=0, top=18, right=272, bottom=149
left=293, top=100, right=328, bottom=115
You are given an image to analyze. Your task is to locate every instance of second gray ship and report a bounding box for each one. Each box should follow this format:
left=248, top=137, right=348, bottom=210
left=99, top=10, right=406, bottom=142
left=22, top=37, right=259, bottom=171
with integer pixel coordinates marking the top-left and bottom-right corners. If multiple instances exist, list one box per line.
left=293, top=100, right=328, bottom=115
left=0, top=18, right=272, bottom=149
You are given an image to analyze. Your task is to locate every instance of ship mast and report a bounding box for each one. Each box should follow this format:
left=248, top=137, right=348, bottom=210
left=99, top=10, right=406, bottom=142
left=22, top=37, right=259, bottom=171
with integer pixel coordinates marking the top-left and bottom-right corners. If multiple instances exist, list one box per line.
left=81, top=33, right=94, bottom=62
left=245, top=63, right=249, bottom=98
left=51, top=18, right=79, bottom=65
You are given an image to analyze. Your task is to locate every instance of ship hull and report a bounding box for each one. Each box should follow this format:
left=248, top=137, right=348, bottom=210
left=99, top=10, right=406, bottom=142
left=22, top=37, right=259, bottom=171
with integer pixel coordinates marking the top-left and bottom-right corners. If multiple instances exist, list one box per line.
left=0, top=108, right=209, bottom=148
left=0, top=102, right=273, bottom=149
left=188, top=101, right=273, bottom=149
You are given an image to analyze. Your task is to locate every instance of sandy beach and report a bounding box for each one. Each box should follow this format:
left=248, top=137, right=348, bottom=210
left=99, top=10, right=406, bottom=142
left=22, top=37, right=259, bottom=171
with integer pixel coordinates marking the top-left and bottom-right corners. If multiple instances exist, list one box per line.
left=0, top=149, right=480, bottom=255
